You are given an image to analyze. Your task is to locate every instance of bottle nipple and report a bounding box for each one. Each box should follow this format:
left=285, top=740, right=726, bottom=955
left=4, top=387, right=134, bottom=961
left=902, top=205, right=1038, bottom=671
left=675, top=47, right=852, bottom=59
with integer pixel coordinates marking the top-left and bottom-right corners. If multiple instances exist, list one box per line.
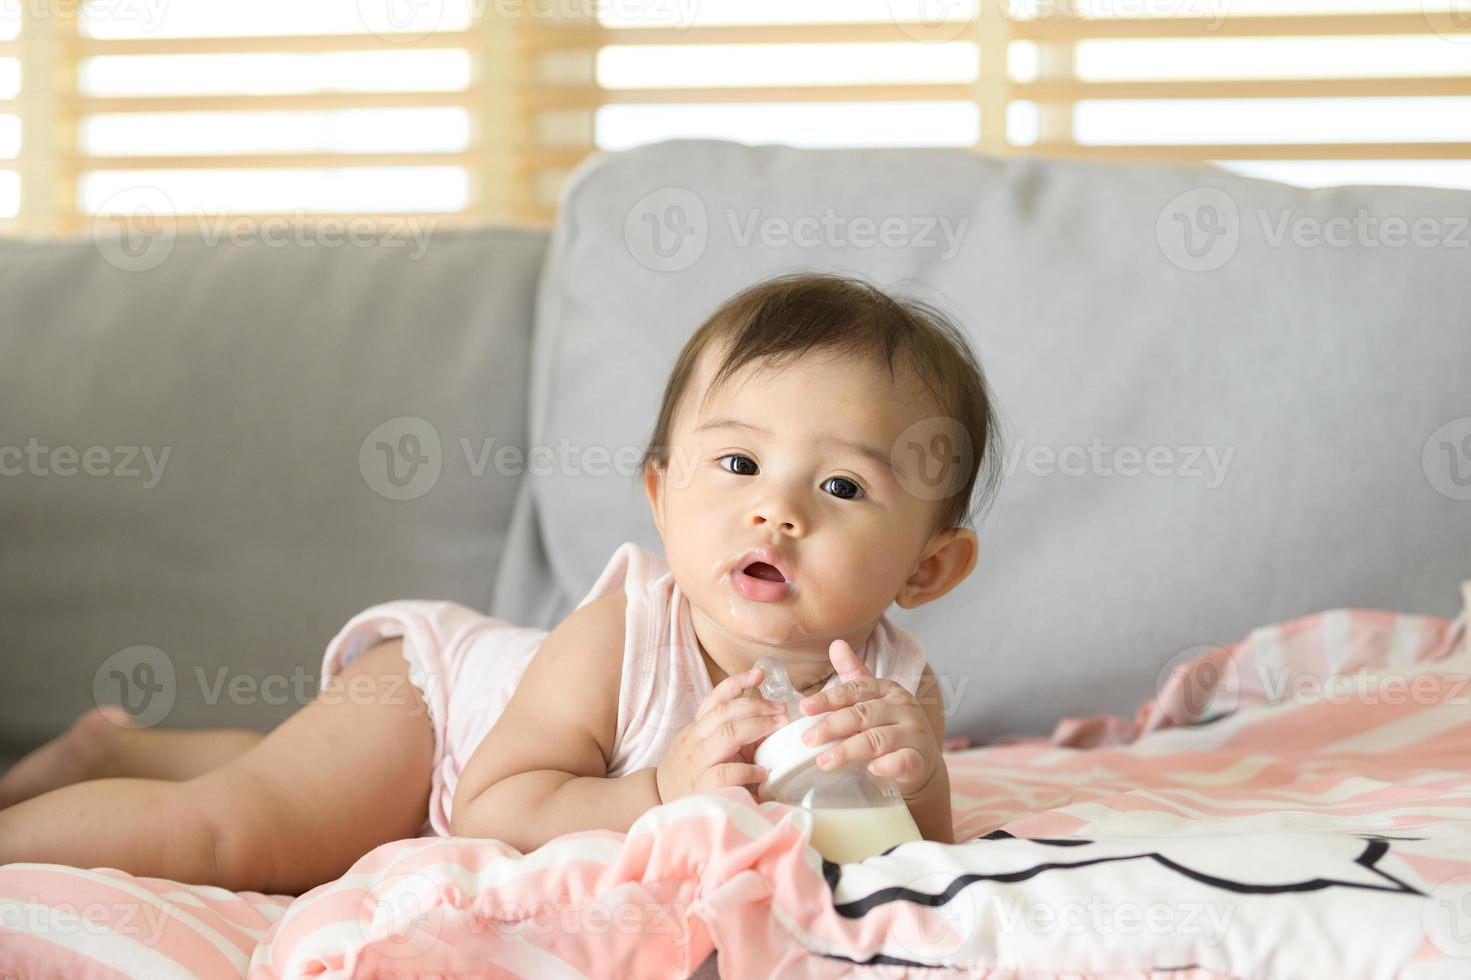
left=755, top=656, right=803, bottom=719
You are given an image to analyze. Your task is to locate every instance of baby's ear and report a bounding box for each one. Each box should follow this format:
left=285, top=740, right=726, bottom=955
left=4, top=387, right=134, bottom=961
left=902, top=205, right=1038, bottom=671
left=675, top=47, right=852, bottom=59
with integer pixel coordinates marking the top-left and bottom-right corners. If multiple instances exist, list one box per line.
left=895, top=528, right=977, bottom=609
left=643, top=463, right=666, bottom=535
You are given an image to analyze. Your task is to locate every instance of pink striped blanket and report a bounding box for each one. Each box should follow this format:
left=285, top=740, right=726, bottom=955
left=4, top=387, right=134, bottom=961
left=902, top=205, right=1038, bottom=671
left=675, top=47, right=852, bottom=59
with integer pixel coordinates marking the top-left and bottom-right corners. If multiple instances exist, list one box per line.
left=3, top=580, right=1468, bottom=979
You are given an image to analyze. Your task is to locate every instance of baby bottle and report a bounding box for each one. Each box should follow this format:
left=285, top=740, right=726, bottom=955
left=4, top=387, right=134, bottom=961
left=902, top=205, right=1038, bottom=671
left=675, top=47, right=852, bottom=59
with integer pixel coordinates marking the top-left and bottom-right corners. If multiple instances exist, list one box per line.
left=752, top=657, right=922, bottom=864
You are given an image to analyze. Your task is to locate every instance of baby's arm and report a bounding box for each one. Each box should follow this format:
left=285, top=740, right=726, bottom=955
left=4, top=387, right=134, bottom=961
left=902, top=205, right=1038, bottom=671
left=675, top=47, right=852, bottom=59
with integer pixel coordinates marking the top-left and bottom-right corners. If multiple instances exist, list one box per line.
left=905, top=662, right=955, bottom=844
left=449, top=592, right=651, bottom=852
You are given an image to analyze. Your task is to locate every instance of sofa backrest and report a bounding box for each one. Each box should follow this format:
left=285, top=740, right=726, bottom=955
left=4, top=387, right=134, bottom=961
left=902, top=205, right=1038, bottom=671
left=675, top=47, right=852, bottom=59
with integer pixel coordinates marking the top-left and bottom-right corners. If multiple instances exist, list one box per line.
left=494, top=138, right=1471, bottom=741
left=0, top=225, right=546, bottom=758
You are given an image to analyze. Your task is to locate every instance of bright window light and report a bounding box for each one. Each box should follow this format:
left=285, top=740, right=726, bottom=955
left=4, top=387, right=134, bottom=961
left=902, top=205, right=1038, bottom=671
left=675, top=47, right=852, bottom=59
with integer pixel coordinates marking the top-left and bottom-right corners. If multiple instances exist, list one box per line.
left=598, top=43, right=978, bottom=89
left=81, top=109, right=470, bottom=156
left=1075, top=37, right=1471, bottom=80
left=1076, top=98, right=1471, bottom=144
left=82, top=167, right=469, bottom=214
left=1216, top=160, right=1471, bottom=191
left=1012, top=0, right=1454, bottom=14
left=600, top=0, right=978, bottom=27
left=80, top=51, right=472, bottom=97
left=597, top=102, right=980, bottom=149
left=81, top=0, right=474, bottom=39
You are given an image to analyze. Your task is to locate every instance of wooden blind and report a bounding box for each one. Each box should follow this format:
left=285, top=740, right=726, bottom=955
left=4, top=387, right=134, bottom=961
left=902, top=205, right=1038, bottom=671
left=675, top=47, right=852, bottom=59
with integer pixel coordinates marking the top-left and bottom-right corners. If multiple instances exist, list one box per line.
left=11, top=1, right=536, bottom=235
left=0, top=8, right=20, bottom=234
left=526, top=0, right=1471, bottom=199
left=4, top=1, right=1469, bottom=237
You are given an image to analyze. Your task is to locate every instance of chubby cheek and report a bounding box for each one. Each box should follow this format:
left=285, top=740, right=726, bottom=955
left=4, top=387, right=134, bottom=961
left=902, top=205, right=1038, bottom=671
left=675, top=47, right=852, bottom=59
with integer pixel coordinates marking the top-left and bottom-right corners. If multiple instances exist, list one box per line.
left=662, top=494, right=728, bottom=590
left=794, top=544, right=886, bottom=625
left=834, top=572, right=897, bottom=625
left=831, top=539, right=912, bottom=612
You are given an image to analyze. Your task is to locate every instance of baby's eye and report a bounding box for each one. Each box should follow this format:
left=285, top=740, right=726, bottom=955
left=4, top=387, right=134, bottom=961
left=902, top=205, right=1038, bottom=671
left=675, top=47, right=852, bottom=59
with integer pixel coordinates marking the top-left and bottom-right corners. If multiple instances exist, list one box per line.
left=717, top=456, right=865, bottom=501
left=822, top=477, right=864, bottom=501
left=716, top=453, right=758, bottom=476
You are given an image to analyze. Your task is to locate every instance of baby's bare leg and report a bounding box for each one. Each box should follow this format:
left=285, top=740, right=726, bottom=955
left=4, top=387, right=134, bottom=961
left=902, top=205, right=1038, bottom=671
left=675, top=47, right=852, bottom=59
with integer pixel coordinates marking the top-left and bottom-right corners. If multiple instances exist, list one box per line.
left=100, top=725, right=265, bottom=781
left=0, top=710, right=266, bottom=810
left=0, top=639, right=433, bottom=894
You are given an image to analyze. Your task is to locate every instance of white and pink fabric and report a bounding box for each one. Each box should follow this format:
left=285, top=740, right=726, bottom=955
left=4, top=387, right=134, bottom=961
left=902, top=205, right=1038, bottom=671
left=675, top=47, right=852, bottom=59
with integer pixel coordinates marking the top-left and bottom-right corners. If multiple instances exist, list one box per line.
left=3, top=580, right=1468, bottom=979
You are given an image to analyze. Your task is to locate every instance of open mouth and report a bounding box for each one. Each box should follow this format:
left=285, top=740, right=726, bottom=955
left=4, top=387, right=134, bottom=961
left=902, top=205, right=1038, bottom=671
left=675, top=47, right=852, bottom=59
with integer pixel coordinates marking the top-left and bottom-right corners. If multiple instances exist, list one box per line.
left=730, top=554, right=794, bottom=602
left=742, top=561, right=785, bottom=582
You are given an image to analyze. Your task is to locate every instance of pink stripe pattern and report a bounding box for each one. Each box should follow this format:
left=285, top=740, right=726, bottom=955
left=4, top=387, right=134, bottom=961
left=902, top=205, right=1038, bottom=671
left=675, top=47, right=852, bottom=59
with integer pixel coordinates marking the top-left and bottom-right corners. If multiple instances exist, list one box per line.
left=3, top=578, right=1467, bottom=978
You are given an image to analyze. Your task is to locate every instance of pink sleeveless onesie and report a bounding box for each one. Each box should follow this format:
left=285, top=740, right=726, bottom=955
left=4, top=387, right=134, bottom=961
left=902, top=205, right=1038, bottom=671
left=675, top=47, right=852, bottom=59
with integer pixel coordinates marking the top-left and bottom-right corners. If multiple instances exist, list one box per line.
left=317, top=541, right=930, bottom=839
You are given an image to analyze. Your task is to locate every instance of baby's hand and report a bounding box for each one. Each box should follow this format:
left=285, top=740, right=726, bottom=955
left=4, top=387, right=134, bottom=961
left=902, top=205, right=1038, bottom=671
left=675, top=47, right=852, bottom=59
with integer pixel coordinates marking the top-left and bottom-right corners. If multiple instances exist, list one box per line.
left=655, top=666, right=788, bottom=803
left=795, top=639, right=942, bottom=800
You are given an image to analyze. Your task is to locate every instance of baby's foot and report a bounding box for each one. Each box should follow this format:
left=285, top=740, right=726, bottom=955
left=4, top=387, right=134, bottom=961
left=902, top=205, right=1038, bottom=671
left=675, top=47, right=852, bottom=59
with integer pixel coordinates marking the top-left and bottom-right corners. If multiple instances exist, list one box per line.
left=0, top=705, right=135, bottom=809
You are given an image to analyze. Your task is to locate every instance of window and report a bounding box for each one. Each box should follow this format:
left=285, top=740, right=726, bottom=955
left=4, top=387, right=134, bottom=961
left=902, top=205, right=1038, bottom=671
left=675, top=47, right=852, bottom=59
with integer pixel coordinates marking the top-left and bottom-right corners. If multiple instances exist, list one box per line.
left=1, top=7, right=20, bottom=225
left=5, top=0, right=1469, bottom=235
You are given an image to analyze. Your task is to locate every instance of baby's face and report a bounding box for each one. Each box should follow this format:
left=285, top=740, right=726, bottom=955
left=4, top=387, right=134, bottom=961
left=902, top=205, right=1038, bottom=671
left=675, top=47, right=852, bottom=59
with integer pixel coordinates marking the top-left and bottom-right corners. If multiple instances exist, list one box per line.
left=645, top=345, right=950, bottom=665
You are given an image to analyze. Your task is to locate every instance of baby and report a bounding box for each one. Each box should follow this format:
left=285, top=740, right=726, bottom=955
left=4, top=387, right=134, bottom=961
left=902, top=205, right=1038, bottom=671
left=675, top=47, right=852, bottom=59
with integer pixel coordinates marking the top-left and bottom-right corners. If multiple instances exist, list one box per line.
left=0, top=271, right=1004, bottom=896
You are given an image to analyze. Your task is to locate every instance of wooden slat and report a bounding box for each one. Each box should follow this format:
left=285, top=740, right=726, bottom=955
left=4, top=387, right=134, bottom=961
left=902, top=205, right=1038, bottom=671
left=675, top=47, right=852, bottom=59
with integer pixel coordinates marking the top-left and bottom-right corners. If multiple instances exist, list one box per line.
left=521, top=83, right=976, bottom=109
left=518, top=22, right=924, bottom=50
left=92, top=208, right=474, bottom=225
left=515, top=205, right=556, bottom=225
left=512, top=146, right=596, bottom=170
left=77, top=31, right=475, bottom=57
left=1017, top=77, right=1471, bottom=101
left=973, top=1, right=1011, bottom=155
left=513, top=142, right=1471, bottom=173
left=18, top=2, right=79, bottom=234
left=517, top=13, right=1448, bottom=49
left=60, top=13, right=1458, bottom=59
left=75, top=90, right=474, bottom=114
left=80, top=150, right=476, bottom=170
left=63, top=76, right=1471, bottom=116
left=1029, top=141, right=1471, bottom=161
left=471, top=9, right=532, bottom=225
left=87, top=208, right=555, bottom=232
left=1011, top=12, right=1442, bottom=41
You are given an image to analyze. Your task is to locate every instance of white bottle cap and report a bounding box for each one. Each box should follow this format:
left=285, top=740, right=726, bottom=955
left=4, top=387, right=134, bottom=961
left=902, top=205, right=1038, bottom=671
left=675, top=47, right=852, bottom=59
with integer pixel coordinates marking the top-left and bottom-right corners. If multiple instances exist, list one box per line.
left=754, top=711, right=842, bottom=798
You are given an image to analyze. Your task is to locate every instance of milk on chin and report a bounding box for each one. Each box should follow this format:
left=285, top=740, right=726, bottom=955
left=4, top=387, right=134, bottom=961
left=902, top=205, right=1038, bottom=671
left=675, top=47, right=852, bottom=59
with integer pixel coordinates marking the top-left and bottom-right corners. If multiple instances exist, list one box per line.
left=807, top=803, right=923, bottom=864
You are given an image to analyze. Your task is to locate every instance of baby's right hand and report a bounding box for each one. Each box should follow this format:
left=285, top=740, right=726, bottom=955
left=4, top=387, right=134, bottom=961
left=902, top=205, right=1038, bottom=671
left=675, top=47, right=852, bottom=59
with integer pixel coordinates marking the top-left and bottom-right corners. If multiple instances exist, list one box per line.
left=655, top=666, right=790, bottom=803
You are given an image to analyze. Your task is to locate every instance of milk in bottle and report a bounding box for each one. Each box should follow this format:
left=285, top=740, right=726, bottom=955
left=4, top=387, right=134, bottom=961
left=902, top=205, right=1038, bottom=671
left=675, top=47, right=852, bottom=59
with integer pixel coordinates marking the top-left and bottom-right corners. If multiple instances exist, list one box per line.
left=752, top=657, right=922, bottom=864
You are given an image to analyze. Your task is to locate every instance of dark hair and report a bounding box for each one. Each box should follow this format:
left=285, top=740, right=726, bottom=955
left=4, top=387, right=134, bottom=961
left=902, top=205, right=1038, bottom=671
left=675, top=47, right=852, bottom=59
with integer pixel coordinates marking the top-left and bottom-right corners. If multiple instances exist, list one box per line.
left=637, top=271, right=1006, bottom=533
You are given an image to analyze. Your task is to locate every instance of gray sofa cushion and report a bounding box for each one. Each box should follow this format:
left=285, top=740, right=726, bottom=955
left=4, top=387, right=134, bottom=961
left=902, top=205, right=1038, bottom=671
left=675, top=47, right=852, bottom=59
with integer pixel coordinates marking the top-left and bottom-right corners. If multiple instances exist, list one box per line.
left=494, top=138, right=1471, bottom=742
left=0, top=224, right=546, bottom=759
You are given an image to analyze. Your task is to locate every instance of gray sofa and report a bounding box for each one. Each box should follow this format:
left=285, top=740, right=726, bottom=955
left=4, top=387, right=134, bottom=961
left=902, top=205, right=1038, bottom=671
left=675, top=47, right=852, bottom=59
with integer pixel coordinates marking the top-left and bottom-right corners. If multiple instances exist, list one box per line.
left=3, top=136, right=1469, bottom=779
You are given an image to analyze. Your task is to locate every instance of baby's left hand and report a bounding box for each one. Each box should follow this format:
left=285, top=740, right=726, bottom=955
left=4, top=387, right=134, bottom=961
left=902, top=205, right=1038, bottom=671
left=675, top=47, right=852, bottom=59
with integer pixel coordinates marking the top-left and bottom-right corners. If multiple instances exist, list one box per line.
left=796, top=638, right=941, bottom=800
